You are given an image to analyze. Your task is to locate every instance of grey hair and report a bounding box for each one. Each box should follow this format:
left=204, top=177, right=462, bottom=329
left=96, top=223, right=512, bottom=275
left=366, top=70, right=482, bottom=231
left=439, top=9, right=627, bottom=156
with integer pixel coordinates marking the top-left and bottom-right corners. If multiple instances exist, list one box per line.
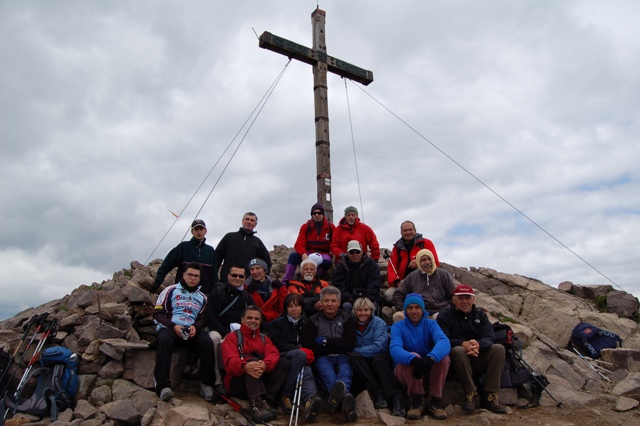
left=352, top=297, right=375, bottom=315
left=320, top=285, right=341, bottom=301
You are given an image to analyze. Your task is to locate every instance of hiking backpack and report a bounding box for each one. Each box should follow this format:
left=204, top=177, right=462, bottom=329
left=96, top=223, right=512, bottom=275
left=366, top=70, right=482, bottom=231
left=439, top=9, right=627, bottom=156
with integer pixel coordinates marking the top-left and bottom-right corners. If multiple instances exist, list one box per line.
left=1, top=346, right=78, bottom=422
left=493, top=322, right=531, bottom=388
left=569, top=322, right=622, bottom=359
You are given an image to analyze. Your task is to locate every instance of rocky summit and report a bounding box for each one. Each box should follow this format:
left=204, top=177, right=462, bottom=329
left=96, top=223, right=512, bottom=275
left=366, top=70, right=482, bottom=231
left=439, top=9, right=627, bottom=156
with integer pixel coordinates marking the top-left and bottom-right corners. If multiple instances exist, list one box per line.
left=0, top=245, right=639, bottom=426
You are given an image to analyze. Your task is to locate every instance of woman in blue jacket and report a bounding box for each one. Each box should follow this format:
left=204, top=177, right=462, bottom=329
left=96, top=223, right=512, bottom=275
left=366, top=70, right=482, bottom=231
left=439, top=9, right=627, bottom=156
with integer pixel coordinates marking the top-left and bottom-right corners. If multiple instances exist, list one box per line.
left=349, top=297, right=406, bottom=417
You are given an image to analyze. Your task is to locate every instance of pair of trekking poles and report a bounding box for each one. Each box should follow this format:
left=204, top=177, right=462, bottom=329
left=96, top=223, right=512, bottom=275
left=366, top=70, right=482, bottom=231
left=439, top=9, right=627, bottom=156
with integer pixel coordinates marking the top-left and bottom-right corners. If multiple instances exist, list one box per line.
left=0, top=313, right=58, bottom=420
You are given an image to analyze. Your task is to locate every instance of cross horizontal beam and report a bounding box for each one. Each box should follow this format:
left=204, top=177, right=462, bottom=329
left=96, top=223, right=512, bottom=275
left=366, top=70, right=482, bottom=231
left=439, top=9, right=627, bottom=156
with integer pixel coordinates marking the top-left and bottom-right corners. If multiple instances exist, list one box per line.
left=259, top=31, right=374, bottom=86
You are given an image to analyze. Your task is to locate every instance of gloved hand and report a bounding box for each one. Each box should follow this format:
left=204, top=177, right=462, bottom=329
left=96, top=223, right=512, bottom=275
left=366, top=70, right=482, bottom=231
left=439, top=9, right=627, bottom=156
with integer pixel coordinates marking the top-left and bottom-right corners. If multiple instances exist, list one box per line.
left=300, top=347, right=315, bottom=365
left=424, top=356, right=435, bottom=370
left=410, top=356, right=428, bottom=378
left=271, top=279, right=283, bottom=289
left=316, top=337, right=327, bottom=347
left=245, top=280, right=260, bottom=293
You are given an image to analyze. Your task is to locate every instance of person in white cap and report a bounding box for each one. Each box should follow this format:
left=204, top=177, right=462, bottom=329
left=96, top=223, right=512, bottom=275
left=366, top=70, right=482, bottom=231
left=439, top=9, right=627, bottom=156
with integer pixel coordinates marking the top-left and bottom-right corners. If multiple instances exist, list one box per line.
left=437, top=284, right=507, bottom=414
left=332, top=240, right=381, bottom=314
left=152, top=219, right=217, bottom=294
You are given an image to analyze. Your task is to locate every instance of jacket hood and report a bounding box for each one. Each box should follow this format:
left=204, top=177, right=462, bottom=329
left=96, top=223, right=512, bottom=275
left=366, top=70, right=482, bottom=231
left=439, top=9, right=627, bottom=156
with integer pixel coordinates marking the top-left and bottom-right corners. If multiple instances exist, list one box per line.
left=416, top=248, right=436, bottom=274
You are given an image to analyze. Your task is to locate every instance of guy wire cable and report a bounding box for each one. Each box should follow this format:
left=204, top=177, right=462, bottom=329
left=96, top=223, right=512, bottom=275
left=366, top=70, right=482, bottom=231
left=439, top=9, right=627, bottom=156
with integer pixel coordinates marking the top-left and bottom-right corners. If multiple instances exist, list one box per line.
left=350, top=81, right=622, bottom=291
left=344, top=79, right=365, bottom=222
left=144, top=59, right=292, bottom=264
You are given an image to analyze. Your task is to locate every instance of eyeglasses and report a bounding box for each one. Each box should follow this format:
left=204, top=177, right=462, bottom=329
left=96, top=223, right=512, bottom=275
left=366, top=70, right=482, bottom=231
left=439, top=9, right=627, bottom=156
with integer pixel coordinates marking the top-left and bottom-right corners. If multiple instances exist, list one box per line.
left=185, top=273, right=200, bottom=278
left=229, top=273, right=245, bottom=279
left=312, top=211, right=323, bottom=216
left=348, top=250, right=361, bottom=255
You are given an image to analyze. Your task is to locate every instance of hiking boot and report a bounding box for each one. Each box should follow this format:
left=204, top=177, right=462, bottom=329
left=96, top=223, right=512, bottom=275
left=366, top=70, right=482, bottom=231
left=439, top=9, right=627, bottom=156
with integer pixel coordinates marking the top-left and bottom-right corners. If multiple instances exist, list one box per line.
left=373, top=388, right=388, bottom=409
left=462, top=390, right=477, bottom=412
left=425, top=396, right=447, bottom=420
left=250, top=396, right=275, bottom=423
left=199, top=383, right=217, bottom=402
left=327, top=380, right=346, bottom=412
left=406, top=394, right=425, bottom=420
left=215, top=383, right=227, bottom=396
left=159, top=387, right=174, bottom=402
left=482, top=392, right=507, bottom=414
left=279, top=395, right=293, bottom=414
left=342, top=393, right=357, bottom=422
left=304, top=396, right=323, bottom=423
left=391, top=394, right=406, bottom=417
left=262, top=398, right=278, bottom=417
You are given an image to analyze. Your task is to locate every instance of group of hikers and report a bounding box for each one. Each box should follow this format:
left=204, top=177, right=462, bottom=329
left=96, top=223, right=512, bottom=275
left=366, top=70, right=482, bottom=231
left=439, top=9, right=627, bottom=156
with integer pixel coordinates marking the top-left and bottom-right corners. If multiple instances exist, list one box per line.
left=151, top=204, right=509, bottom=423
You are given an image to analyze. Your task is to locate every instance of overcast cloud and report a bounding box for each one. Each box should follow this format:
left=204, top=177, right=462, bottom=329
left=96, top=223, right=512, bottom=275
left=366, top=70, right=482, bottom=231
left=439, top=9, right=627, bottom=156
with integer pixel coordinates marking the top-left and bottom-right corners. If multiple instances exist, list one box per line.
left=1, top=0, right=638, bottom=320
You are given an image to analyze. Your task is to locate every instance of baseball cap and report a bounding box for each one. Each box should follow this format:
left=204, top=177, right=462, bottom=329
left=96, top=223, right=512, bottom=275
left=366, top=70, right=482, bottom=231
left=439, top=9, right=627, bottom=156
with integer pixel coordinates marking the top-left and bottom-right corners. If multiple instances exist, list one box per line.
left=453, top=284, right=474, bottom=296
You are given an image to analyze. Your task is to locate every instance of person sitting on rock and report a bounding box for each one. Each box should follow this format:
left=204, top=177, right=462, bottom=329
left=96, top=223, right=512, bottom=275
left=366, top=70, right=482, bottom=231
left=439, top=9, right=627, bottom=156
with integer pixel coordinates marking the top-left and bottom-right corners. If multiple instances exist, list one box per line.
left=283, top=202, right=335, bottom=281
left=392, top=249, right=455, bottom=322
left=152, top=262, right=216, bottom=402
left=436, top=284, right=507, bottom=414
left=268, top=293, right=323, bottom=422
left=221, top=305, right=290, bottom=423
left=390, top=293, right=451, bottom=421
left=349, top=297, right=406, bottom=417
left=332, top=240, right=381, bottom=314
left=331, top=206, right=380, bottom=261
left=303, top=286, right=358, bottom=422
left=286, top=257, right=329, bottom=317
left=244, top=258, right=288, bottom=324
left=205, top=265, right=250, bottom=396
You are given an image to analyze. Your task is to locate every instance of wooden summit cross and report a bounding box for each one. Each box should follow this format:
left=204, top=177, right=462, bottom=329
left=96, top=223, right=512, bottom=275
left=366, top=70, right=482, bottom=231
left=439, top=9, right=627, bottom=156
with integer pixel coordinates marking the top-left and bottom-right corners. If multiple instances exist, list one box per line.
left=259, top=7, right=373, bottom=223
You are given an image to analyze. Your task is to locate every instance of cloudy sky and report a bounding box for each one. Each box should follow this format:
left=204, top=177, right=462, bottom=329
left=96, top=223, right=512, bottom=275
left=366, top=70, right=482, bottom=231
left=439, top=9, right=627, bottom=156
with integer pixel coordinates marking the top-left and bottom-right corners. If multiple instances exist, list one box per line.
left=1, top=0, right=638, bottom=320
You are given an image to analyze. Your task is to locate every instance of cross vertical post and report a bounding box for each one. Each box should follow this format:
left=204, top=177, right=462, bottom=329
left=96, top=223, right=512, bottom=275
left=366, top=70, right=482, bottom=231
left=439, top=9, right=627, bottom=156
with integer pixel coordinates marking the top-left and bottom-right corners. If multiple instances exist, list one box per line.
left=259, top=8, right=374, bottom=223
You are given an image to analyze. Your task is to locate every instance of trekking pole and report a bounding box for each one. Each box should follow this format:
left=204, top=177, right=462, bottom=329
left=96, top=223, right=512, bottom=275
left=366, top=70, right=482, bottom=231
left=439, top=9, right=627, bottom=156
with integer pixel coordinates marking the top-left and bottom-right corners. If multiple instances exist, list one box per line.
left=0, top=314, right=40, bottom=396
left=383, top=250, right=400, bottom=279
left=12, top=318, right=58, bottom=399
left=0, top=313, right=49, bottom=398
left=514, top=353, right=563, bottom=408
left=289, top=367, right=304, bottom=426
left=570, top=346, right=611, bottom=382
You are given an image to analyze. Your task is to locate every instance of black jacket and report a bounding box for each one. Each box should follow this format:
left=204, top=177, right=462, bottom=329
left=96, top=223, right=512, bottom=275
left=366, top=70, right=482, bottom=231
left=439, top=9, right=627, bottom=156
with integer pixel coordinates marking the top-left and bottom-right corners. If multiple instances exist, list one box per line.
left=205, top=282, right=249, bottom=337
left=332, top=254, right=380, bottom=305
left=154, top=237, right=217, bottom=294
left=436, top=304, right=496, bottom=353
left=268, top=314, right=309, bottom=352
left=216, top=228, right=271, bottom=282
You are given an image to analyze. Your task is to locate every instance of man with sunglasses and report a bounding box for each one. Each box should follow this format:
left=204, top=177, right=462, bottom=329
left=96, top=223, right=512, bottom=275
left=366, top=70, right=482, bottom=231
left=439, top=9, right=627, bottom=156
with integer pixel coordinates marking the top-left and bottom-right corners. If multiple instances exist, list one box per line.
left=206, top=266, right=251, bottom=396
left=332, top=240, right=381, bottom=314
left=283, top=203, right=335, bottom=281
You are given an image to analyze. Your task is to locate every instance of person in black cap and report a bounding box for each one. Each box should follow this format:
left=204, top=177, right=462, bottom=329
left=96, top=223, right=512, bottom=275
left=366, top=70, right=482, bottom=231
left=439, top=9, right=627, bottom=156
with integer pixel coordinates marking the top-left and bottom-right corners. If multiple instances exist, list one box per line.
left=152, top=219, right=217, bottom=294
left=283, top=203, right=335, bottom=281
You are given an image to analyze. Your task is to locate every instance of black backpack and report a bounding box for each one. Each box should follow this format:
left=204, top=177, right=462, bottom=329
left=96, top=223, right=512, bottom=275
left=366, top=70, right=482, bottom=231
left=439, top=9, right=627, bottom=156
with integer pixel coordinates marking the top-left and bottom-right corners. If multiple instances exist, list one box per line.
left=0, top=346, right=78, bottom=423
left=493, top=322, right=531, bottom=388
left=569, top=322, right=622, bottom=359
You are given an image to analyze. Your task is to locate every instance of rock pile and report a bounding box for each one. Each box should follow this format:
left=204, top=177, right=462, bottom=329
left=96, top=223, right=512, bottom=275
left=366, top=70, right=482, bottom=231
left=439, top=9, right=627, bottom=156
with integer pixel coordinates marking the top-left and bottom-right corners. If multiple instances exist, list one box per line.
left=0, top=247, right=638, bottom=425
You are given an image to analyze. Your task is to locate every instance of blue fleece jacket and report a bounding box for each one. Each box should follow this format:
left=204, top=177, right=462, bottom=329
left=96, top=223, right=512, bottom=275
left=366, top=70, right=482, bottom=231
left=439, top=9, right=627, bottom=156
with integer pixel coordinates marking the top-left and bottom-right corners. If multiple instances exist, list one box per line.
left=389, top=314, right=451, bottom=366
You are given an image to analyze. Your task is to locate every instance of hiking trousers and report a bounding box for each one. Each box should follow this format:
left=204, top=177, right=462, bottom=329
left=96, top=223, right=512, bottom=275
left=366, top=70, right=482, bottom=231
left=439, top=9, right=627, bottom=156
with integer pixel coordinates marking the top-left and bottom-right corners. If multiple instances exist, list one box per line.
left=449, top=344, right=505, bottom=393
left=228, top=357, right=290, bottom=400
left=349, top=352, right=402, bottom=399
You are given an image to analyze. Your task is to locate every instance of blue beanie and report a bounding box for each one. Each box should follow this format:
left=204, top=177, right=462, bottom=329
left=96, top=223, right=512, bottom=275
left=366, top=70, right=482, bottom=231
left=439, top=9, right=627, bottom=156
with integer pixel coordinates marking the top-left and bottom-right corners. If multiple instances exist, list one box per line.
left=404, top=293, right=426, bottom=312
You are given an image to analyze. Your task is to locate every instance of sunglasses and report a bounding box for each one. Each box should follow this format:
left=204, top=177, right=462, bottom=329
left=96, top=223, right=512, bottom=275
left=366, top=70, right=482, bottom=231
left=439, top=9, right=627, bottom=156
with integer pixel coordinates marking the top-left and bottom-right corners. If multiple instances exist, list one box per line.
left=229, top=273, right=245, bottom=279
left=312, top=211, right=323, bottom=216
left=348, top=250, right=361, bottom=255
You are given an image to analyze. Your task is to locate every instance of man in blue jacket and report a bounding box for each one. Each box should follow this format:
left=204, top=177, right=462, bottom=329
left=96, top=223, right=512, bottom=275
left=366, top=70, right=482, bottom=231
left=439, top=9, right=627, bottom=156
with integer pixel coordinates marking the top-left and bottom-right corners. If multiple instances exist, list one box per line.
left=390, top=293, right=451, bottom=420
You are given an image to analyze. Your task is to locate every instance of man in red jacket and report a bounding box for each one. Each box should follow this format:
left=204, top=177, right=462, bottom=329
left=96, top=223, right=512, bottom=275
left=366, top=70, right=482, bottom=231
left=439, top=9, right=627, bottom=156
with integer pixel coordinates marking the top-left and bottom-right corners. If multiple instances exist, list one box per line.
left=331, top=206, right=380, bottom=262
left=384, top=221, right=440, bottom=304
left=221, top=306, right=290, bottom=423
left=283, top=203, right=335, bottom=281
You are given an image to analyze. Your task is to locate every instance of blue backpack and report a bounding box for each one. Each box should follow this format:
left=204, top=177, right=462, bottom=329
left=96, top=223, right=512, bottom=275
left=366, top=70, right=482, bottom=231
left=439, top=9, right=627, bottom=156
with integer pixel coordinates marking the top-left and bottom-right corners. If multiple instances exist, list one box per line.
left=569, top=322, right=622, bottom=359
left=1, top=346, right=78, bottom=423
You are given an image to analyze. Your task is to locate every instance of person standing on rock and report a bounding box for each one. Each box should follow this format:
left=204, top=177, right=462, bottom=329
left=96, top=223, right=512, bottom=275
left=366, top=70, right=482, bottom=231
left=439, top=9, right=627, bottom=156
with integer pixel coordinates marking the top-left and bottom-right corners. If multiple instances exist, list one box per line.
left=205, top=265, right=250, bottom=396
left=216, top=212, right=271, bottom=283
left=222, top=305, right=290, bottom=423
left=153, top=262, right=216, bottom=402
left=436, top=284, right=507, bottom=414
left=330, top=206, right=380, bottom=262
left=392, top=249, right=455, bottom=322
left=390, top=293, right=451, bottom=421
left=283, top=202, right=335, bottom=281
left=151, top=219, right=217, bottom=294
left=303, top=286, right=358, bottom=423
left=384, top=220, right=440, bottom=305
